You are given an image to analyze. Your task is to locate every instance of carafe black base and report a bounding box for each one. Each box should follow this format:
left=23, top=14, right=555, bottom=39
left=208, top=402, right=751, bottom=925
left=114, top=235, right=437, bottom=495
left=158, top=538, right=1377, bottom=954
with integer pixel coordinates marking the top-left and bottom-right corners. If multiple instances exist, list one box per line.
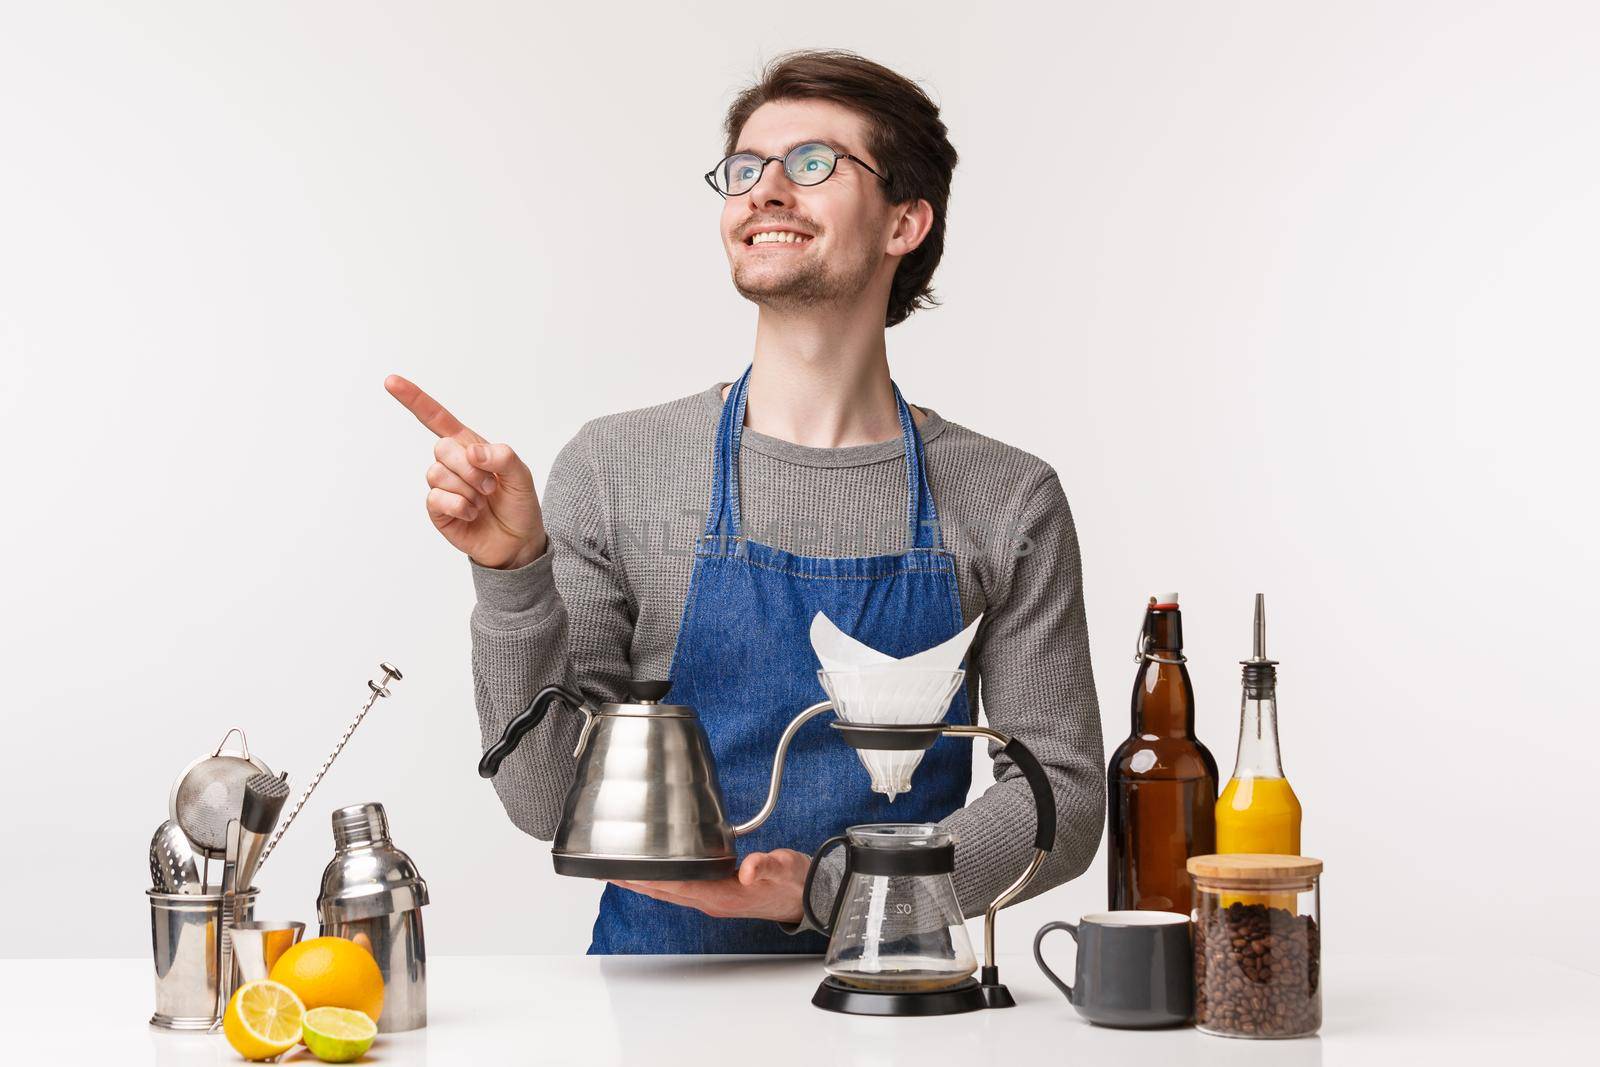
left=811, top=976, right=990, bottom=1016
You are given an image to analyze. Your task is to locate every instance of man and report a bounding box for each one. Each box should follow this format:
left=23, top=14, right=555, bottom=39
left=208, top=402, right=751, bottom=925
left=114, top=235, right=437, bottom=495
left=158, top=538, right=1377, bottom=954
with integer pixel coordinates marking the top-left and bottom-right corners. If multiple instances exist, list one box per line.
left=388, top=50, right=1104, bottom=953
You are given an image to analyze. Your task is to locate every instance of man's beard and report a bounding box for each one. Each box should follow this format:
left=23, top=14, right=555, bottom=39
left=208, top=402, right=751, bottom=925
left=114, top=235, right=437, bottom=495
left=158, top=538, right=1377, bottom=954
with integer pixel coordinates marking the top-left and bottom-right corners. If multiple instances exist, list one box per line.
left=731, top=242, right=878, bottom=313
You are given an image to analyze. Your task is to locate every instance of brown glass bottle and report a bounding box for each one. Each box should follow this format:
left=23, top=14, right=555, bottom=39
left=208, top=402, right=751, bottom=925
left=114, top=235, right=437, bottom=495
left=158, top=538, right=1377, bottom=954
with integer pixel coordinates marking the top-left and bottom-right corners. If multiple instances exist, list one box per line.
left=1107, top=595, right=1219, bottom=915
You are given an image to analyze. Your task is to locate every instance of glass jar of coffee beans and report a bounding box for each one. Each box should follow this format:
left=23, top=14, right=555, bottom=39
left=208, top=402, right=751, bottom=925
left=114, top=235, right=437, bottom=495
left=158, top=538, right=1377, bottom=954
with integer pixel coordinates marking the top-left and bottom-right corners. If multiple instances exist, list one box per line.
left=1186, top=854, right=1323, bottom=1038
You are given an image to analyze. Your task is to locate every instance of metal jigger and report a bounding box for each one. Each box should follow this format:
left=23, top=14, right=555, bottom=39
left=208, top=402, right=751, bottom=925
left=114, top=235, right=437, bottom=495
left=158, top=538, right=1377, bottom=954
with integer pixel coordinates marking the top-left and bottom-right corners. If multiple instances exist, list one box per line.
left=228, top=921, right=306, bottom=984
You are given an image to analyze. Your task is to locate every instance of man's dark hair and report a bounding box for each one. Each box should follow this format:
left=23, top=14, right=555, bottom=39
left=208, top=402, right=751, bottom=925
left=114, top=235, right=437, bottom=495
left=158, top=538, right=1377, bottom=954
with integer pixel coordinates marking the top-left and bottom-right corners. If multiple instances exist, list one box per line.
left=722, top=50, right=959, bottom=328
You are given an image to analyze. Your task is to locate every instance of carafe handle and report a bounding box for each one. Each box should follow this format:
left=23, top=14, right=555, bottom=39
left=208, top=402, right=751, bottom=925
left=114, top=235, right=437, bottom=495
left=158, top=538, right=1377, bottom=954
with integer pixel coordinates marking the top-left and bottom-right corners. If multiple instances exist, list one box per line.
left=801, top=835, right=851, bottom=936
left=1032, top=920, right=1078, bottom=1002
left=478, top=684, right=591, bottom=777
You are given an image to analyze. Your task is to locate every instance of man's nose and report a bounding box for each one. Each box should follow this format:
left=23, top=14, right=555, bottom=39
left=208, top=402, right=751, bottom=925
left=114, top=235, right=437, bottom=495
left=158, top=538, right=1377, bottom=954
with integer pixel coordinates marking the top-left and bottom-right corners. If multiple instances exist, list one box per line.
left=747, top=158, right=795, bottom=208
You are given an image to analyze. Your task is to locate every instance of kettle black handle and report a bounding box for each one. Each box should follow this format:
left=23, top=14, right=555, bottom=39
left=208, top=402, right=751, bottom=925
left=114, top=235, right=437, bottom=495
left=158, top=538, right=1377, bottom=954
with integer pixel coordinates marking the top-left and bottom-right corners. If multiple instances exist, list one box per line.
left=1002, top=736, right=1057, bottom=852
left=801, top=835, right=851, bottom=936
left=478, top=684, right=587, bottom=778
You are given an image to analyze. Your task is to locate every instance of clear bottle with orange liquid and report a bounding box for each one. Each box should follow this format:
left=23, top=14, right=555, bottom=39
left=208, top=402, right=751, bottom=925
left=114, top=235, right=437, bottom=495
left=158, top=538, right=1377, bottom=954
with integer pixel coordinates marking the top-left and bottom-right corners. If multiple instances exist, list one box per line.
left=1216, top=594, right=1302, bottom=855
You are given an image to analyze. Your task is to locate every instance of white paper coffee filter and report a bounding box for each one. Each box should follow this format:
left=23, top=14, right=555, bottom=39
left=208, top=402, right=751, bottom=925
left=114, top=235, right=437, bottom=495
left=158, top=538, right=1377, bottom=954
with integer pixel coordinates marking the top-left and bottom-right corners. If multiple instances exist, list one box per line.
left=809, top=612, right=894, bottom=672
left=810, top=613, right=982, bottom=801
left=897, top=615, right=982, bottom=671
left=809, top=613, right=980, bottom=672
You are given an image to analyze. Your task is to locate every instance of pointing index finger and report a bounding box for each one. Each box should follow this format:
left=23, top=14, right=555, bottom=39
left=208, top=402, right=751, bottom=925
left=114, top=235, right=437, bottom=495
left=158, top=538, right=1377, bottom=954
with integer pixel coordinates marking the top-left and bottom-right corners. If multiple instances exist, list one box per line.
left=384, top=374, right=480, bottom=442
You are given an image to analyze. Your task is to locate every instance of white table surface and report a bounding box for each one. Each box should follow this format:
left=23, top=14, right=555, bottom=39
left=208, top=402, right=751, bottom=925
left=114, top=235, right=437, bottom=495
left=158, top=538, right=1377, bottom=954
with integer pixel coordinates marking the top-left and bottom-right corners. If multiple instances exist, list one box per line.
left=8, top=952, right=1593, bottom=1064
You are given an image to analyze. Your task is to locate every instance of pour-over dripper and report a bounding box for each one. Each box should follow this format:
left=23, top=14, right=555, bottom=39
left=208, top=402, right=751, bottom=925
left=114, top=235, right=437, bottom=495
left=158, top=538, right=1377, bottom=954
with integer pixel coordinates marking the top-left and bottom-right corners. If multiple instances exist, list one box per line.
left=817, top=668, right=966, bottom=801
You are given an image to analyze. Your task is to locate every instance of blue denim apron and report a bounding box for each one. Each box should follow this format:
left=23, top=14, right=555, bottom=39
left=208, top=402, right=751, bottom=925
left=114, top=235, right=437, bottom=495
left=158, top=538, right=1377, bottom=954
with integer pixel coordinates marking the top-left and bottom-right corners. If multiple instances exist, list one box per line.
left=589, top=364, right=972, bottom=954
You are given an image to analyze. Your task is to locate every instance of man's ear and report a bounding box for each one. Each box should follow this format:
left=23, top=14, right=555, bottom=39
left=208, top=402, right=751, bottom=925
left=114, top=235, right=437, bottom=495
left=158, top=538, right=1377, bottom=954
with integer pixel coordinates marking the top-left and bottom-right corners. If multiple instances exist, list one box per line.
left=886, top=198, right=934, bottom=258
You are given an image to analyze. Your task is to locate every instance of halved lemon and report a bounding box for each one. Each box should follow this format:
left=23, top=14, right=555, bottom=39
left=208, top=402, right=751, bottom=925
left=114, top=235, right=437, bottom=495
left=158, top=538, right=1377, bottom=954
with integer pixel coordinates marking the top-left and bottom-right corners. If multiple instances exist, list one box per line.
left=302, top=1006, right=378, bottom=1063
left=224, top=979, right=305, bottom=1061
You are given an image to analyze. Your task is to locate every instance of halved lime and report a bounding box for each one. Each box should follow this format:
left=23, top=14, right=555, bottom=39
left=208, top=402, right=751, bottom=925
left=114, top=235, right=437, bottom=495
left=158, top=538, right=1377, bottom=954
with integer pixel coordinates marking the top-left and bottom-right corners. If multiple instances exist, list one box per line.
left=301, top=1006, right=377, bottom=1063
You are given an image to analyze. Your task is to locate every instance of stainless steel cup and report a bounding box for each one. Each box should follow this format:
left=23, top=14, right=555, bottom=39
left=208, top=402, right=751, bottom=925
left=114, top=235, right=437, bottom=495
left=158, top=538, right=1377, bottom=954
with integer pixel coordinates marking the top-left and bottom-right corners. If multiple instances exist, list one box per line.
left=227, top=921, right=306, bottom=984
left=147, top=887, right=259, bottom=1030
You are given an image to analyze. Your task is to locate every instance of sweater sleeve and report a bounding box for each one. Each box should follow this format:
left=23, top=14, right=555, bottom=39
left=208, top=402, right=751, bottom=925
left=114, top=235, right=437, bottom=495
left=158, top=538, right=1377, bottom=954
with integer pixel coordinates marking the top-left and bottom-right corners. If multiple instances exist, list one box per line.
left=469, top=424, right=637, bottom=840
left=941, top=467, right=1105, bottom=916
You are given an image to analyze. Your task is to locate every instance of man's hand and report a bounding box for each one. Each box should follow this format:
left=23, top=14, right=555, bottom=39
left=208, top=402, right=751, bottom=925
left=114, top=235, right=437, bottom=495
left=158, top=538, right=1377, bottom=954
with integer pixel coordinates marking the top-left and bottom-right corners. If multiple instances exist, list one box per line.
left=611, top=849, right=809, bottom=924
left=385, top=374, right=547, bottom=569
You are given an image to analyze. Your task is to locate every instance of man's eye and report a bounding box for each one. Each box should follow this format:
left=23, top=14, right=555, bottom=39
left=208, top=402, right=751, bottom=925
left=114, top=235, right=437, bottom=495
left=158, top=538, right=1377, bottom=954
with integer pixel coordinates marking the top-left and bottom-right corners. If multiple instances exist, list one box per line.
left=803, top=159, right=820, bottom=172
left=737, top=166, right=758, bottom=181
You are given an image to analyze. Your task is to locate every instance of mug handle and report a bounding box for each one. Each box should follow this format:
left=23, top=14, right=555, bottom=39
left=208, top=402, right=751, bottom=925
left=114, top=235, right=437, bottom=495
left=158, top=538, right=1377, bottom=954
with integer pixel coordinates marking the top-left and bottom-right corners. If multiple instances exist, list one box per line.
left=1033, top=920, right=1078, bottom=1001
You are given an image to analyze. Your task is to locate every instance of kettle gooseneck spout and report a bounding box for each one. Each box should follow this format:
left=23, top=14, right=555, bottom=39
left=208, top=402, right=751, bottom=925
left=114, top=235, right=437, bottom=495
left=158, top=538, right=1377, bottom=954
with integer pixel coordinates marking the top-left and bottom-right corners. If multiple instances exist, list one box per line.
left=730, top=699, right=834, bottom=837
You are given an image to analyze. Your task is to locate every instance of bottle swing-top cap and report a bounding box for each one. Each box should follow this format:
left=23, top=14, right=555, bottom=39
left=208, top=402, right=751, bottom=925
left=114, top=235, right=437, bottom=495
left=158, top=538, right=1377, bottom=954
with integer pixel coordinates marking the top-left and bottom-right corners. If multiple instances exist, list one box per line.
left=1241, top=593, right=1279, bottom=698
left=1135, top=593, right=1185, bottom=663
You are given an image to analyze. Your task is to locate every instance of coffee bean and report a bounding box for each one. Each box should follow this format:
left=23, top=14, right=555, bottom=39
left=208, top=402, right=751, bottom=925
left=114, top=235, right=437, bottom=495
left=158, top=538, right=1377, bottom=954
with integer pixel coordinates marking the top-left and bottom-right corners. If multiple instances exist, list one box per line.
left=1193, top=901, right=1320, bottom=1037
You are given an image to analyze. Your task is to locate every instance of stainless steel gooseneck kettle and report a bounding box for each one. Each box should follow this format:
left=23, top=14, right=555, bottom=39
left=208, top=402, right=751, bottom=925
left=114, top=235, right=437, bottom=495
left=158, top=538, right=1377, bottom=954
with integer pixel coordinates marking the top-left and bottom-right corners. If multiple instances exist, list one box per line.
left=478, top=680, right=829, bottom=880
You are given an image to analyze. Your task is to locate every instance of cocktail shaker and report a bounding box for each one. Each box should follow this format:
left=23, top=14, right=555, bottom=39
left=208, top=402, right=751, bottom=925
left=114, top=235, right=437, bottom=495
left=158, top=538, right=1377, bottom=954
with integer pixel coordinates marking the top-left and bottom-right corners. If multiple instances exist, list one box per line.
left=316, top=802, right=429, bottom=1032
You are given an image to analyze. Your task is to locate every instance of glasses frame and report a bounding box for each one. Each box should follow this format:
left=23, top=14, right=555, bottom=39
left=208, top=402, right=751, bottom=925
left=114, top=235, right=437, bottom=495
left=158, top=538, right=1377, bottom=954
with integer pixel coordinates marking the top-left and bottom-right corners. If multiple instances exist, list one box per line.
left=704, top=142, right=890, bottom=198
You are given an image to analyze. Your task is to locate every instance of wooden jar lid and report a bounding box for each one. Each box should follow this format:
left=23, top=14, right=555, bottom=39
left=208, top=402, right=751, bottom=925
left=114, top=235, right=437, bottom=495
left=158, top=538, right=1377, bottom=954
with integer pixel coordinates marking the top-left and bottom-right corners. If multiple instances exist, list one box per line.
left=1187, top=854, right=1323, bottom=881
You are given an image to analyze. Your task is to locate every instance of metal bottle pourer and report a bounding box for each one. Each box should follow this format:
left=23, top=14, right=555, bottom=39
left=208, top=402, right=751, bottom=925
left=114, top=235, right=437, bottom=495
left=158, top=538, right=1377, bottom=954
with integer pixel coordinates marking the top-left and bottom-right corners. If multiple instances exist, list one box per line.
left=1241, top=594, right=1279, bottom=699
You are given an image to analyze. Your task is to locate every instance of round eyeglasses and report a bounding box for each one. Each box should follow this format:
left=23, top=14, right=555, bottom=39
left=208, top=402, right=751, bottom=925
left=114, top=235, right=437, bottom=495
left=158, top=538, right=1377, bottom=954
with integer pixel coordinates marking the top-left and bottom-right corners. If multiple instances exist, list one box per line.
left=704, top=142, right=890, bottom=198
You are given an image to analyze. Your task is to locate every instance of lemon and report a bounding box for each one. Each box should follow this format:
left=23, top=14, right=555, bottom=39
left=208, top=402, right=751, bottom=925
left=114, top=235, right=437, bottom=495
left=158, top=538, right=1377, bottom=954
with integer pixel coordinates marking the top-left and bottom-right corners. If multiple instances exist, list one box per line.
left=223, top=979, right=305, bottom=1061
left=269, top=936, right=385, bottom=1023
left=302, top=1007, right=378, bottom=1063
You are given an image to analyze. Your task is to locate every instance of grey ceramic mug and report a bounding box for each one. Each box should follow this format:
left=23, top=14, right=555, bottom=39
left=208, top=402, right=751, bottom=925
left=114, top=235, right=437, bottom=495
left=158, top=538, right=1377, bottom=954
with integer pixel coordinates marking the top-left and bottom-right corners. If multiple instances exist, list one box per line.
left=1033, top=911, right=1193, bottom=1028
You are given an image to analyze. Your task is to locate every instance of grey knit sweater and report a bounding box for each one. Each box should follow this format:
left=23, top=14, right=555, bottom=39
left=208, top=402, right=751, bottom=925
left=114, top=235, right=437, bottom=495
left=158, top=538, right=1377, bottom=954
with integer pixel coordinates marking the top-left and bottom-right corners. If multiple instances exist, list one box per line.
left=469, top=380, right=1104, bottom=936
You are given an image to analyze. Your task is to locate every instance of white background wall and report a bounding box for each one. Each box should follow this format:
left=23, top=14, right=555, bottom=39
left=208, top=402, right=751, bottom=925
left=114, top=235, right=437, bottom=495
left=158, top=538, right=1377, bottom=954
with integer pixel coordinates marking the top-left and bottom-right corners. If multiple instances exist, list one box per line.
left=3, top=1, right=1595, bottom=970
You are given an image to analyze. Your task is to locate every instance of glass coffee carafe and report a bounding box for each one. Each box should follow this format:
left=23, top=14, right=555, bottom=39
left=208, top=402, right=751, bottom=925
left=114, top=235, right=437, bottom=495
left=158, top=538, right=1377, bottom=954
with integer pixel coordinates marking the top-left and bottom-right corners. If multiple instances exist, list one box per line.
left=804, top=824, right=977, bottom=992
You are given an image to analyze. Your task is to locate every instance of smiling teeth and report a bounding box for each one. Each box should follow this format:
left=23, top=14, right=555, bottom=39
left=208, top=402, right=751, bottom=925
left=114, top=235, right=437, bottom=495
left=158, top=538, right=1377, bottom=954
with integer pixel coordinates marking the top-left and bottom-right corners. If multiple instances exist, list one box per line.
left=749, top=231, right=810, bottom=245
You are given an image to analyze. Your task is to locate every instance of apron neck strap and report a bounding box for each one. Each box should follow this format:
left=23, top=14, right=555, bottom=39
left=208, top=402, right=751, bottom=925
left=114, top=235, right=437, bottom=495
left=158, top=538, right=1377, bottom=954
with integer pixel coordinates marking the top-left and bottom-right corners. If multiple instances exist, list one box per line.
left=704, top=364, right=943, bottom=550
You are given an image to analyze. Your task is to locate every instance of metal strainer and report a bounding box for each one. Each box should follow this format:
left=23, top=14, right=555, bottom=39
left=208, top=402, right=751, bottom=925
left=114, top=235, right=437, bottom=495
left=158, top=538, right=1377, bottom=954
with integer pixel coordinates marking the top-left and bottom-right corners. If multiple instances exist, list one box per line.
left=168, top=728, right=273, bottom=860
